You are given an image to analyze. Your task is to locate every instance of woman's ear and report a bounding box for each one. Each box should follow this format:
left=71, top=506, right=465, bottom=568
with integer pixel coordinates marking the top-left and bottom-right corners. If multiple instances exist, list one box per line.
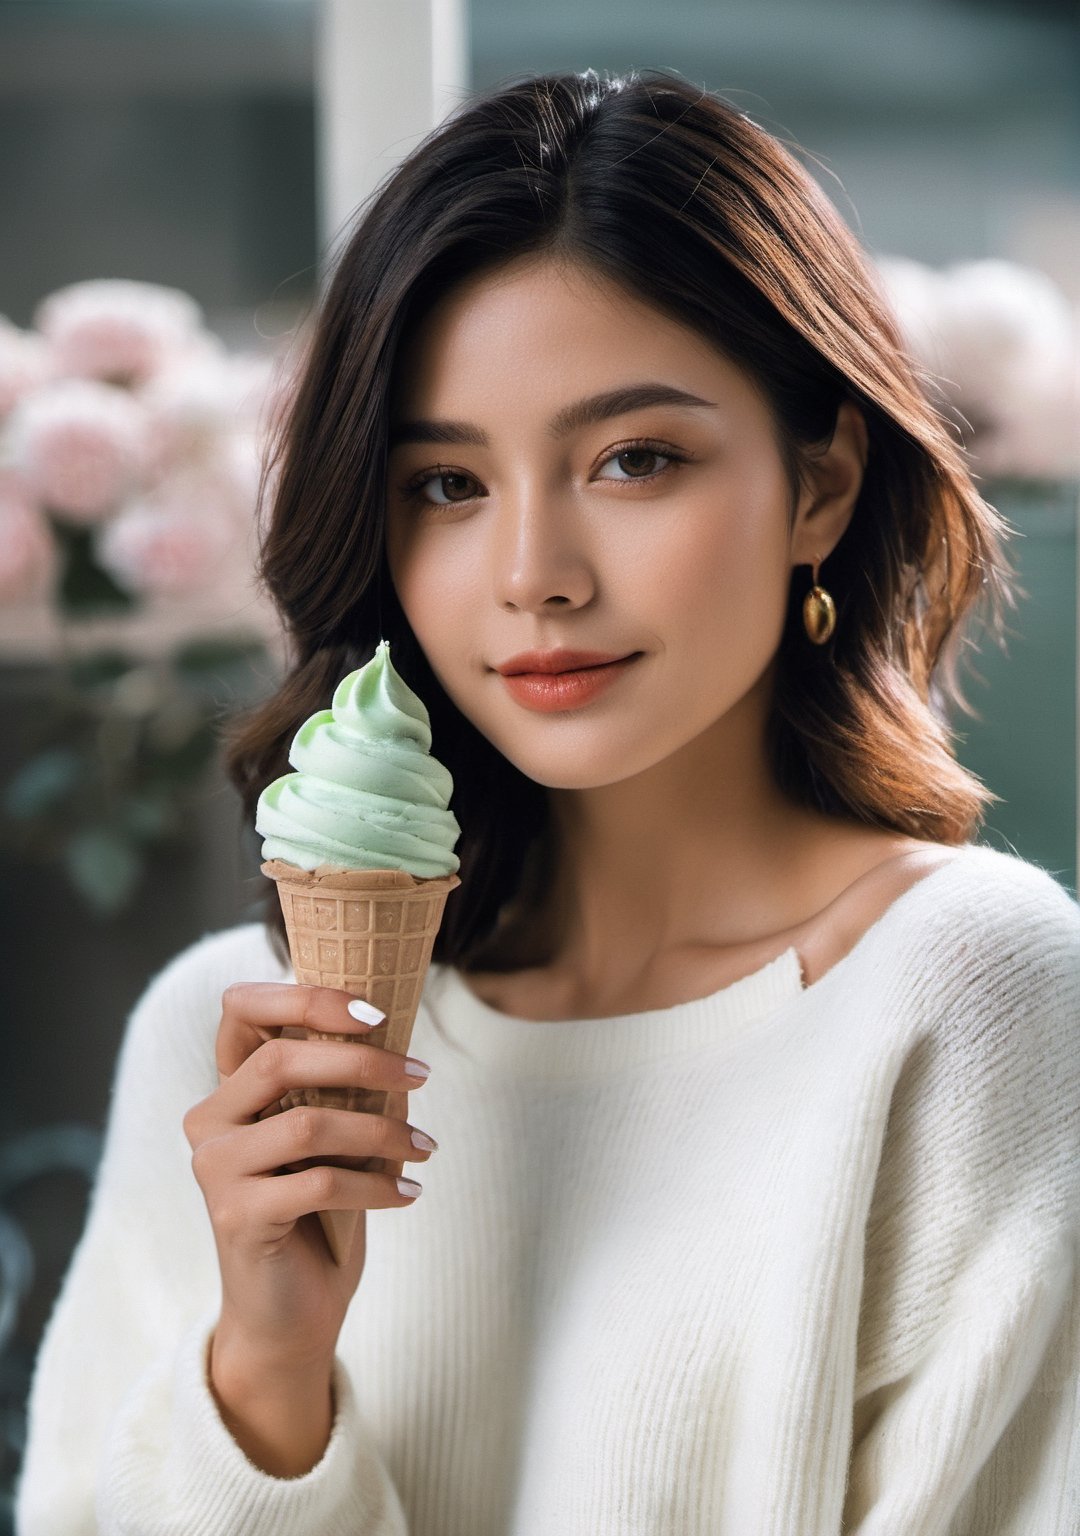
left=790, top=400, right=869, bottom=567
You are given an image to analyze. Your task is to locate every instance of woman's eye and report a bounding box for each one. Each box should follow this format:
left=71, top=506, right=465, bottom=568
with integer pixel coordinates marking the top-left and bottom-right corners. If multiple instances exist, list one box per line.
left=595, top=445, right=676, bottom=481
left=401, top=441, right=685, bottom=506
left=406, top=469, right=480, bottom=506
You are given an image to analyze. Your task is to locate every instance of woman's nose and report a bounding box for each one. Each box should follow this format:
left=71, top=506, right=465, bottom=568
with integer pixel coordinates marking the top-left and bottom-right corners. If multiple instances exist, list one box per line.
left=491, top=494, right=595, bottom=613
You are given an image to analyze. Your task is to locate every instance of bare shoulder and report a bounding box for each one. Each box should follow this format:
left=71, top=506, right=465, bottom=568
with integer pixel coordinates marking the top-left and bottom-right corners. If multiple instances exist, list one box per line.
left=798, top=832, right=1080, bottom=992
left=794, top=833, right=965, bottom=987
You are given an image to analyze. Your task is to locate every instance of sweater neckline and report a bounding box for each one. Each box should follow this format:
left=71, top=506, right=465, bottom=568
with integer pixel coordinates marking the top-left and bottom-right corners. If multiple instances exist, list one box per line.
left=422, top=846, right=978, bottom=1078
left=427, top=944, right=805, bottom=1078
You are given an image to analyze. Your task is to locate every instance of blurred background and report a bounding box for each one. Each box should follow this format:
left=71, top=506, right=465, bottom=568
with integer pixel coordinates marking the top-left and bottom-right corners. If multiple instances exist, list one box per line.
left=1, top=0, right=1078, bottom=1522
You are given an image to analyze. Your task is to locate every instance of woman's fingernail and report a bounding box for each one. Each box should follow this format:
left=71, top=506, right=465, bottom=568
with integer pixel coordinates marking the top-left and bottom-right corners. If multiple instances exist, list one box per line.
left=397, top=1177, right=423, bottom=1198
left=404, top=1057, right=431, bottom=1078
left=410, top=1128, right=438, bottom=1152
left=347, top=998, right=386, bottom=1026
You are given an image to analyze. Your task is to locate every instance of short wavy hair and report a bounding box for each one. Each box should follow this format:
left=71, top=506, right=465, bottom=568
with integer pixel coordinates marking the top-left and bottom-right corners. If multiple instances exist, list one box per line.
left=226, top=68, right=1011, bottom=968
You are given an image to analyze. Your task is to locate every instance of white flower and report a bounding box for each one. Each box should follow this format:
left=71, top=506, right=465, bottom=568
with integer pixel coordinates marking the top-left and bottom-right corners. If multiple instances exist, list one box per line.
left=33, top=279, right=204, bottom=387
left=95, top=496, right=233, bottom=598
left=934, top=260, right=1074, bottom=427
left=874, top=255, right=1080, bottom=478
left=975, top=332, right=1080, bottom=480
left=5, top=377, right=150, bottom=523
left=873, top=256, right=950, bottom=381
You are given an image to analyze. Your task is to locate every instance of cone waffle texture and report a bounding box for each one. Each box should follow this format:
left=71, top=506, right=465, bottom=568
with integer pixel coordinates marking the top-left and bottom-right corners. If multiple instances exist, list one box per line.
left=262, top=859, right=459, bottom=1262
left=263, top=860, right=457, bottom=1093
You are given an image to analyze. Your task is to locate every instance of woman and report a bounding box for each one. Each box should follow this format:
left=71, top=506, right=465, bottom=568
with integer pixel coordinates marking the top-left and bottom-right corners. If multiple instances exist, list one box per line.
left=18, top=70, right=1079, bottom=1534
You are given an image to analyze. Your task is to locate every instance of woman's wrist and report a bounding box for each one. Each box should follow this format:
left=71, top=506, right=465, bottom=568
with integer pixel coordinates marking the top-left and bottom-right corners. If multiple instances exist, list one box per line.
left=208, top=1322, right=336, bottom=1479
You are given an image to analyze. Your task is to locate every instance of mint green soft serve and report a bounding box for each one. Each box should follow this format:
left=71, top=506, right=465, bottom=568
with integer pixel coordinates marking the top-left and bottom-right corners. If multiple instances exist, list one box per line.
left=255, top=640, right=461, bottom=877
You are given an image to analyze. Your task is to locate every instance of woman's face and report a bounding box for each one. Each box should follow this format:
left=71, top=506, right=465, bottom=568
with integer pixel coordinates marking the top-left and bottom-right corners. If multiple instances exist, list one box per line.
left=385, top=256, right=857, bottom=790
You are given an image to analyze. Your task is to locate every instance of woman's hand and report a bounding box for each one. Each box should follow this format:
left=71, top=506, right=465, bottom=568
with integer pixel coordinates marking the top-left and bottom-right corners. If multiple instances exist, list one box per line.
left=181, top=981, right=434, bottom=1474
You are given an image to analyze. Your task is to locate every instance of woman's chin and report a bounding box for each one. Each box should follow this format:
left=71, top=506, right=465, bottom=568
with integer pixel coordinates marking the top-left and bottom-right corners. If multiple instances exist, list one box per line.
left=484, top=737, right=657, bottom=792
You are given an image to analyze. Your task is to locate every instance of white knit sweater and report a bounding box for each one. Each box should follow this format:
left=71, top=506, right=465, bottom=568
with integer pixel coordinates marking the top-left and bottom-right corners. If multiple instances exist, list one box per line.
left=15, top=842, right=1080, bottom=1535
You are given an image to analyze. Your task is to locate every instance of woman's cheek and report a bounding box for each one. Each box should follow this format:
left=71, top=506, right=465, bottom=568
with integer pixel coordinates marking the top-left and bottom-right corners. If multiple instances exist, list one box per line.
left=390, top=524, right=478, bottom=674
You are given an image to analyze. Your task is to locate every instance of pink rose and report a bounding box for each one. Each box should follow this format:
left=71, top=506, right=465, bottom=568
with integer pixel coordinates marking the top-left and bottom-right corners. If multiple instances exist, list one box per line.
left=34, top=279, right=204, bottom=388
left=6, top=378, right=150, bottom=523
left=0, top=475, right=57, bottom=601
left=140, top=348, right=273, bottom=472
left=142, top=439, right=263, bottom=528
left=95, top=498, right=233, bottom=598
left=227, top=353, right=278, bottom=421
left=0, top=318, right=51, bottom=420
left=214, top=431, right=266, bottom=518
left=262, top=345, right=305, bottom=440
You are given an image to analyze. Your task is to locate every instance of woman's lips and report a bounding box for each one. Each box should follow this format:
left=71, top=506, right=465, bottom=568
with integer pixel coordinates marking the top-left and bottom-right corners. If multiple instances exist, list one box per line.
left=496, top=654, right=641, bottom=712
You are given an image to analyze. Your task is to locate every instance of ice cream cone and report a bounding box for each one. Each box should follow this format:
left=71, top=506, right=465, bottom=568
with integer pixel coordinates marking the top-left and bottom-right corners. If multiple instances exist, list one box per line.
left=262, top=859, right=459, bottom=1264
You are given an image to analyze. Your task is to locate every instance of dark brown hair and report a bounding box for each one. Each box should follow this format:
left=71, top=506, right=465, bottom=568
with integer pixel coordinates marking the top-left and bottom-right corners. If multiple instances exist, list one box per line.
left=226, top=68, right=1011, bottom=968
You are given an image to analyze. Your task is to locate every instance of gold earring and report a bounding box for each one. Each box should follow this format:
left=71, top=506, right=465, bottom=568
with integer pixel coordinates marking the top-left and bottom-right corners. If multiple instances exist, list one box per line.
left=803, top=555, right=836, bottom=645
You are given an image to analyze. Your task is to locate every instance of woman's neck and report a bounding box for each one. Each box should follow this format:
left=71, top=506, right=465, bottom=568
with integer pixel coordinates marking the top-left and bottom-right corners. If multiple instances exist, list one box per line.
left=460, top=680, right=952, bottom=1017
left=544, top=712, right=824, bottom=977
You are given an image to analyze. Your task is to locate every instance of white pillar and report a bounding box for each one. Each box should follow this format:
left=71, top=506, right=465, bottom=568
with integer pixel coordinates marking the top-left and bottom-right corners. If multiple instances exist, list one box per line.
left=315, top=0, right=468, bottom=261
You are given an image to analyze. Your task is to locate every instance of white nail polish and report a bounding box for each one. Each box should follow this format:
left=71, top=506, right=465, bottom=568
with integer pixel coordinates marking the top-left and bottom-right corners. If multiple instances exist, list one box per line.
left=347, top=998, right=386, bottom=1026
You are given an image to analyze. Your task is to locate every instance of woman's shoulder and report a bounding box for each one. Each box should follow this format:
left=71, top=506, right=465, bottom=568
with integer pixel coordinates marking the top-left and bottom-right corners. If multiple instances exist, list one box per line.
left=898, top=841, right=1078, bottom=948
left=118, top=920, right=288, bottom=1072
left=796, top=836, right=1076, bottom=994
left=863, top=841, right=1080, bottom=1021
left=143, top=919, right=288, bottom=1003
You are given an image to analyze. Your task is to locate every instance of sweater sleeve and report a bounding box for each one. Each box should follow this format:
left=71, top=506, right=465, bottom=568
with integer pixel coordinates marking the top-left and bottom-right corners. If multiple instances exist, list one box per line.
left=842, top=861, right=1080, bottom=1536
left=15, top=926, right=410, bottom=1536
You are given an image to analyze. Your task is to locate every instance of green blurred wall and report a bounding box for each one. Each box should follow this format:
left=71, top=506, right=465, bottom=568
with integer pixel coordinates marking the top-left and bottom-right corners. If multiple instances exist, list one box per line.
left=953, top=480, right=1078, bottom=896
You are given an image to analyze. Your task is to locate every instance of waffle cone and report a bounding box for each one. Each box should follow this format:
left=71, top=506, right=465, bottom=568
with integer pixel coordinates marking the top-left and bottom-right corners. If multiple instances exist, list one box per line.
left=262, top=859, right=459, bottom=1263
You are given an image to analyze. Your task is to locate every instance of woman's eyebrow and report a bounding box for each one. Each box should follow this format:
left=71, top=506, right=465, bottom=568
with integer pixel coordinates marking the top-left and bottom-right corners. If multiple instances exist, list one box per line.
left=387, top=382, right=717, bottom=448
